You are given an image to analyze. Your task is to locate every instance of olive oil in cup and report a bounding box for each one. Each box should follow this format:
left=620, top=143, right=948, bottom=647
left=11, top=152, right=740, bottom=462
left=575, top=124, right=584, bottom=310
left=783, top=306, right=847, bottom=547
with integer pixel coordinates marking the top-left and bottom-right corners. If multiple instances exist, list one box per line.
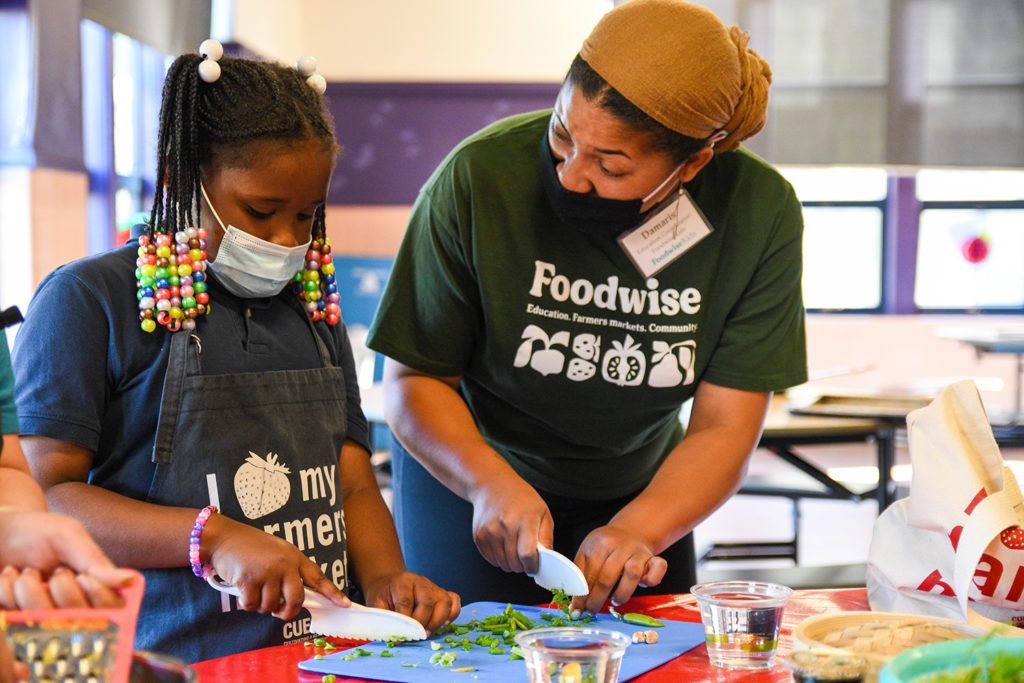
left=690, top=580, right=793, bottom=670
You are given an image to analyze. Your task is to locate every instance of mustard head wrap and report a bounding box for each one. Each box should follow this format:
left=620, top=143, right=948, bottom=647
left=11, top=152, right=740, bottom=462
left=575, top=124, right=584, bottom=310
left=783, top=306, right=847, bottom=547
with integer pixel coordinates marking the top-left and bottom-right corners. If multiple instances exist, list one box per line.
left=579, top=0, right=772, bottom=152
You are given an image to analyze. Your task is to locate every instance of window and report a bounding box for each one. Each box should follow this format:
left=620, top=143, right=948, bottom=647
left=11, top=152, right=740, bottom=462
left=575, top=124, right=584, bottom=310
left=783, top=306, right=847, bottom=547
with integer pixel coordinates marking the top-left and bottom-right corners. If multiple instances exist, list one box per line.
left=81, top=21, right=168, bottom=253
left=778, top=167, right=888, bottom=311
left=914, top=169, right=1024, bottom=310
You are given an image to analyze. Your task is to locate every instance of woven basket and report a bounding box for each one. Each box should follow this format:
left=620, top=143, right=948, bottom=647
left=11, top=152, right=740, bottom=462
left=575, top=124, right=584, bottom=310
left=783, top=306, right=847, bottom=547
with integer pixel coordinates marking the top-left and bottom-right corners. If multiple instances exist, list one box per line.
left=793, top=611, right=985, bottom=682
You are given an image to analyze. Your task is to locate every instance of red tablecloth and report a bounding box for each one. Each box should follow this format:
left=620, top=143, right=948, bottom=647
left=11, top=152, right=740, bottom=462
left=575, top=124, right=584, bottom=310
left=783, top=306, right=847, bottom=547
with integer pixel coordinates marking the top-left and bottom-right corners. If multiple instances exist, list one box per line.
left=190, top=588, right=870, bottom=682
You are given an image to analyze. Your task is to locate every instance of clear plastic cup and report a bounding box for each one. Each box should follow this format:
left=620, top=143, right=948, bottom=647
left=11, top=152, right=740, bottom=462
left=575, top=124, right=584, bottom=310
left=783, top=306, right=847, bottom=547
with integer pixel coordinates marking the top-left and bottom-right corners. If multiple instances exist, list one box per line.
left=690, top=580, right=793, bottom=670
left=514, top=627, right=632, bottom=683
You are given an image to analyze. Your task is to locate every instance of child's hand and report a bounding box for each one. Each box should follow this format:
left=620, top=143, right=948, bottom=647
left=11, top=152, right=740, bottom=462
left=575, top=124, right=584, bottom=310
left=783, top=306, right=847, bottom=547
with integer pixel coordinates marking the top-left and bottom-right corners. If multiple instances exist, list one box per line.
left=363, top=572, right=461, bottom=635
left=203, top=514, right=349, bottom=621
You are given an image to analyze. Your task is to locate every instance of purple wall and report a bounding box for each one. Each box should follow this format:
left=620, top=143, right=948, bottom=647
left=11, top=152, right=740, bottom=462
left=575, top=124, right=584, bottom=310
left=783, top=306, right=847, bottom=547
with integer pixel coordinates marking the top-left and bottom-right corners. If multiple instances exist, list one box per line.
left=323, top=81, right=559, bottom=205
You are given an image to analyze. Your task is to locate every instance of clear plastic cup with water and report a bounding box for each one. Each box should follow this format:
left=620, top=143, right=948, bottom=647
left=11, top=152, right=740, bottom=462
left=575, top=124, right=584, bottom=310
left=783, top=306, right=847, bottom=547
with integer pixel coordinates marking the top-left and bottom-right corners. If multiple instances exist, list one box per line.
left=690, top=580, right=793, bottom=670
left=514, top=627, right=632, bottom=683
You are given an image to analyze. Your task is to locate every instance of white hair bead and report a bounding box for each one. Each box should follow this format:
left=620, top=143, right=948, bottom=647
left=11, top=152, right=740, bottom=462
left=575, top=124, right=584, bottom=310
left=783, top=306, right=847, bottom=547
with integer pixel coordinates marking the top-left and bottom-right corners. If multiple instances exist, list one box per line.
left=198, top=39, right=224, bottom=61
left=198, top=59, right=221, bottom=83
left=306, top=73, right=327, bottom=94
left=198, top=38, right=224, bottom=83
left=296, top=55, right=318, bottom=77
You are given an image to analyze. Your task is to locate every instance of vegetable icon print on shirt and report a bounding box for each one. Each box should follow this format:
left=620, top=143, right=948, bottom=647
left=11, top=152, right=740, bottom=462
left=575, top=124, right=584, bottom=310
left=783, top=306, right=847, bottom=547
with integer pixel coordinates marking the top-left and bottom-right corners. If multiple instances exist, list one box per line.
left=648, top=340, right=696, bottom=387
left=602, top=335, right=646, bottom=386
left=567, top=333, right=600, bottom=381
left=514, top=324, right=570, bottom=376
left=234, top=451, right=292, bottom=519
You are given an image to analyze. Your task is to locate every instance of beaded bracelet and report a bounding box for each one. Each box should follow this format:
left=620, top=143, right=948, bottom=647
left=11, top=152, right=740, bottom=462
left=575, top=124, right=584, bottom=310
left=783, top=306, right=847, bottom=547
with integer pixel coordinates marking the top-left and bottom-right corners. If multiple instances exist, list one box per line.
left=189, top=505, right=218, bottom=578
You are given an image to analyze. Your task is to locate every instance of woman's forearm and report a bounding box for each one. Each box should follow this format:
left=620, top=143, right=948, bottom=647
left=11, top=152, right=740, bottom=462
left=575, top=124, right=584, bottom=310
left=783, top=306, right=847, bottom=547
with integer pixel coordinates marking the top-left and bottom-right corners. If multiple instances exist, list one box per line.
left=610, top=383, right=771, bottom=554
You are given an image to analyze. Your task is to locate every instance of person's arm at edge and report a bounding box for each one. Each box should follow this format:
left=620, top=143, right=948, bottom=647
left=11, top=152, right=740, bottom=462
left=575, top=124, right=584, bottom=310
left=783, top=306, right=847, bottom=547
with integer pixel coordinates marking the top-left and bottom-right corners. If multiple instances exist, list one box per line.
left=0, top=435, right=47, bottom=512
left=576, top=381, right=770, bottom=611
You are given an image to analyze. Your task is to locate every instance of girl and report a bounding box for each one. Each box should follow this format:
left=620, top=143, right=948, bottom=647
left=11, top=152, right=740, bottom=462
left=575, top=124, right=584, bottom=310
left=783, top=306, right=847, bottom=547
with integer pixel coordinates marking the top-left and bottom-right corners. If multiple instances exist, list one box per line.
left=12, top=41, right=459, bottom=663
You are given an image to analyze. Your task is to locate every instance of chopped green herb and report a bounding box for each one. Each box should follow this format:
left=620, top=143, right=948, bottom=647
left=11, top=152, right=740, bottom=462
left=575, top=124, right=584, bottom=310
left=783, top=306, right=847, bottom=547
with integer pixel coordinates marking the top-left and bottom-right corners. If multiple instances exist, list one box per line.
left=313, top=637, right=327, bottom=647
left=380, top=650, right=394, bottom=657
left=321, top=676, right=336, bottom=683
left=323, top=642, right=336, bottom=651
left=550, top=588, right=572, bottom=615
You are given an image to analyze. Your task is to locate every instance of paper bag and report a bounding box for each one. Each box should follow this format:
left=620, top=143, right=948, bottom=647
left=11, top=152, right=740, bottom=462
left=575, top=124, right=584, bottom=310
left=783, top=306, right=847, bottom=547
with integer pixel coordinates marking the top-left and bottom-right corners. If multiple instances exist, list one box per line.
left=866, top=380, right=1024, bottom=629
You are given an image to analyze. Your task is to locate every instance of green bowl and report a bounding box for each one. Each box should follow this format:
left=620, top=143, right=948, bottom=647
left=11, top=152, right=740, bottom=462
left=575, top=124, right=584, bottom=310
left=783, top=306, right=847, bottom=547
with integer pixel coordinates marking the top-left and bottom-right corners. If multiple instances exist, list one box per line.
left=879, top=636, right=1024, bottom=682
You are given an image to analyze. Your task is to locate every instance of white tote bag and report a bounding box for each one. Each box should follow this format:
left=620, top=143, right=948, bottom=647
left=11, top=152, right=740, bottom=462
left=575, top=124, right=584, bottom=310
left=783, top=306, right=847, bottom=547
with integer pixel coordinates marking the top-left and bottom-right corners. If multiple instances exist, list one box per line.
left=866, top=380, right=1024, bottom=629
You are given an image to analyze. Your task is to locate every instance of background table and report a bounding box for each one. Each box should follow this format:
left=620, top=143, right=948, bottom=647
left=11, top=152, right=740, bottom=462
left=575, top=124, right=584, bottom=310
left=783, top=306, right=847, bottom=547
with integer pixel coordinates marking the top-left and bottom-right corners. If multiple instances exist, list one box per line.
left=699, top=395, right=896, bottom=567
left=189, top=588, right=870, bottom=681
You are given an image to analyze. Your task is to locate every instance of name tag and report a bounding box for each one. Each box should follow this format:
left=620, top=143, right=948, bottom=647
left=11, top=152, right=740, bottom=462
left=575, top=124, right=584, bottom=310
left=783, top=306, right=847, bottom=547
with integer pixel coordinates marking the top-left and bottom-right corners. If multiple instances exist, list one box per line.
left=617, top=189, right=713, bottom=279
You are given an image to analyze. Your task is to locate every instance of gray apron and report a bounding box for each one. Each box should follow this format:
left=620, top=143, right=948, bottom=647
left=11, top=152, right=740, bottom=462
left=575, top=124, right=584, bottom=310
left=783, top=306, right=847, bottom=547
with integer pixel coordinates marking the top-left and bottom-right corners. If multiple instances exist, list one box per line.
left=137, top=306, right=350, bottom=663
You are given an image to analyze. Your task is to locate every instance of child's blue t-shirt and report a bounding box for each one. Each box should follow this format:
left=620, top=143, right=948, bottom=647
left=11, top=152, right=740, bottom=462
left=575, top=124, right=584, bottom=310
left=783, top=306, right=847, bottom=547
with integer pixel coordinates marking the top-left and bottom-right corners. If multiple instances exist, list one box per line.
left=11, top=228, right=371, bottom=499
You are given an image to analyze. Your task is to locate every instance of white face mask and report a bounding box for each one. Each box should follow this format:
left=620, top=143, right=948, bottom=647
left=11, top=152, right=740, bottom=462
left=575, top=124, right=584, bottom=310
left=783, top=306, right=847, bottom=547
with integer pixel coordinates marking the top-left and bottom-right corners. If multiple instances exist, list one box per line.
left=201, top=183, right=311, bottom=298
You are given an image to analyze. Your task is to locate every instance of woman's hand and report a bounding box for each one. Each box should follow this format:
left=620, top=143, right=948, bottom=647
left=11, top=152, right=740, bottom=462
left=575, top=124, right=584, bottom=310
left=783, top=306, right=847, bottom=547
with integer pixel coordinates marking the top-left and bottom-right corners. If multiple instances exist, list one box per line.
left=202, top=513, right=349, bottom=621
left=362, top=571, right=461, bottom=635
left=572, top=524, right=667, bottom=615
left=468, top=477, right=554, bottom=576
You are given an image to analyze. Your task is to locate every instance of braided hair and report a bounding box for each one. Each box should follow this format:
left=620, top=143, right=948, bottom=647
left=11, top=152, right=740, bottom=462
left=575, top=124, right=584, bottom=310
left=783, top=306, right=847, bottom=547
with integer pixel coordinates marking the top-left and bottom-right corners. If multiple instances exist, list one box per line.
left=136, top=52, right=340, bottom=333
left=149, top=54, right=337, bottom=242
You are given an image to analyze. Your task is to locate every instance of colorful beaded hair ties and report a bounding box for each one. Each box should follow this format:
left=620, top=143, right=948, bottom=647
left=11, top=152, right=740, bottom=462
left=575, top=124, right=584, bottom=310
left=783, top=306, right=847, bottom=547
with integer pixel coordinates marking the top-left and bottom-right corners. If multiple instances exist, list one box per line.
left=137, top=228, right=210, bottom=333
left=293, top=233, right=341, bottom=326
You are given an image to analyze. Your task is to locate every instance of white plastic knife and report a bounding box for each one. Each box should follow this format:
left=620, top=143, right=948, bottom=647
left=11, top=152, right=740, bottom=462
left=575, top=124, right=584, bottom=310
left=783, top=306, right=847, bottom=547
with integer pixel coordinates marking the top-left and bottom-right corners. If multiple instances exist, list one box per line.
left=529, top=543, right=589, bottom=596
left=206, top=575, right=427, bottom=641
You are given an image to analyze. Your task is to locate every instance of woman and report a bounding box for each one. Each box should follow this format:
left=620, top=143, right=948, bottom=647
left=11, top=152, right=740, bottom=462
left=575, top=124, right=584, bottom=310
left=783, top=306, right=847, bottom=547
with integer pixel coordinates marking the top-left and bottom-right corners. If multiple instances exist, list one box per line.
left=367, top=0, right=807, bottom=613
left=13, top=42, right=458, bottom=663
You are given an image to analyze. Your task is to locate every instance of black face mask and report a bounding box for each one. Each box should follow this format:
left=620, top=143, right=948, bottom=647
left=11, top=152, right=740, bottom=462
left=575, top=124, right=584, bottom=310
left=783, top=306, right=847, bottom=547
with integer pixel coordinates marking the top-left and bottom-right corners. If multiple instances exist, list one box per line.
left=538, top=136, right=644, bottom=237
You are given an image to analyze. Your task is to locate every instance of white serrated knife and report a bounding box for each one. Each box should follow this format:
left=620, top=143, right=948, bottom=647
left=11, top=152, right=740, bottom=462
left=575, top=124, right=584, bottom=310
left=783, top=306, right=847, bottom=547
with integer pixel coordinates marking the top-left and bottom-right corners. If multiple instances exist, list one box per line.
left=206, top=575, right=427, bottom=641
left=529, top=543, right=589, bottom=596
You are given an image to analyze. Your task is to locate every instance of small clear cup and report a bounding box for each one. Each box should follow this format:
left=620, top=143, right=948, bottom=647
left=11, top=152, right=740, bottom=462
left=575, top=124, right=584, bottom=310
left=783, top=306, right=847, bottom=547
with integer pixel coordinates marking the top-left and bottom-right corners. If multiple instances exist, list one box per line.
left=514, top=627, right=632, bottom=683
left=690, top=580, right=793, bottom=670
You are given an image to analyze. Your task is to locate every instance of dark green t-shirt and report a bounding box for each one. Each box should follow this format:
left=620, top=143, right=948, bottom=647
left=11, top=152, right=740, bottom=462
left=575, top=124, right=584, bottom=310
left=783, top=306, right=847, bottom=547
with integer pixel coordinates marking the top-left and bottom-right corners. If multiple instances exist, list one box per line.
left=368, top=111, right=807, bottom=500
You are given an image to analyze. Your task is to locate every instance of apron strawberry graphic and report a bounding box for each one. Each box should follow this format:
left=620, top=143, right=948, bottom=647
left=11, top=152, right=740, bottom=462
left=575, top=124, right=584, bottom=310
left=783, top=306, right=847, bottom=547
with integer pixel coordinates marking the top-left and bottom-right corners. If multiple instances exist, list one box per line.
left=234, top=451, right=292, bottom=519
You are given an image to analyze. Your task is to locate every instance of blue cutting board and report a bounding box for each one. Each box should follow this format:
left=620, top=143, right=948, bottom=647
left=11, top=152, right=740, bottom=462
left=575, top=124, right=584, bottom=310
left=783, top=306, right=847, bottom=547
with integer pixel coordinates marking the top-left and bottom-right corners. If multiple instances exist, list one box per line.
left=298, top=601, right=706, bottom=682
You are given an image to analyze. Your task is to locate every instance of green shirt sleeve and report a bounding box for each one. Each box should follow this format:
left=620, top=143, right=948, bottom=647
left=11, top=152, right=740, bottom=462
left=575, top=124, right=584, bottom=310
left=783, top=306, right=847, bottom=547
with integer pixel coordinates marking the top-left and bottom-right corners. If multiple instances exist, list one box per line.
left=701, top=179, right=808, bottom=391
left=1, top=332, right=19, bottom=435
